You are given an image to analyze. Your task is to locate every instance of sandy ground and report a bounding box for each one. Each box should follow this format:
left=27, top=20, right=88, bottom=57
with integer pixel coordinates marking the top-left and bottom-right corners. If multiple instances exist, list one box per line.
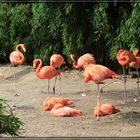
left=0, top=64, right=140, bottom=137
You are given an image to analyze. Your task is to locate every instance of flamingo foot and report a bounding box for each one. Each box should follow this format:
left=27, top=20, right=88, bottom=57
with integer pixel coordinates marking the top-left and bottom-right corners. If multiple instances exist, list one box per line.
left=134, top=98, right=138, bottom=102
left=81, top=93, right=87, bottom=96
left=14, top=93, right=19, bottom=96
left=96, top=117, right=100, bottom=121
left=58, top=91, right=61, bottom=95
left=121, top=100, right=128, bottom=105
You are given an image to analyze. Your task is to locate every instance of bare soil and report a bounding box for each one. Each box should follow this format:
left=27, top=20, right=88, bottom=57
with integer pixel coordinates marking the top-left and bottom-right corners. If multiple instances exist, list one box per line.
left=0, top=64, right=140, bottom=137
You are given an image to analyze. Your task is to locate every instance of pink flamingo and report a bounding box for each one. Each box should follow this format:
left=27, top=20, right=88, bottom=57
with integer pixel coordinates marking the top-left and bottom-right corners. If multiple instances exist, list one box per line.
left=33, top=59, right=60, bottom=94
left=70, top=53, right=96, bottom=95
left=70, top=53, right=96, bottom=69
left=50, top=54, right=65, bottom=94
left=94, top=103, right=120, bottom=117
left=9, top=44, right=26, bottom=81
left=50, top=104, right=83, bottom=117
left=43, top=96, right=74, bottom=111
left=83, top=64, right=120, bottom=120
left=9, top=44, right=26, bottom=66
left=116, top=49, right=136, bottom=104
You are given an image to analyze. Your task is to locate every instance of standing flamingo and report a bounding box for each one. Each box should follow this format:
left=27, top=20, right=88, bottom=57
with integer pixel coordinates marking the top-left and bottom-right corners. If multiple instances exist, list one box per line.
left=9, top=44, right=26, bottom=66
left=70, top=53, right=96, bottom=95
left=50, top=54, right=65, bottom=94
left=33, top=59, right=60, bottom=94
left=83, top=64, right=119, bottom=120
left=70, top=53, right=96, bottom=69
left=116, top=49, right=136, bottom=104
left=9, top=44, right=26, bottom=83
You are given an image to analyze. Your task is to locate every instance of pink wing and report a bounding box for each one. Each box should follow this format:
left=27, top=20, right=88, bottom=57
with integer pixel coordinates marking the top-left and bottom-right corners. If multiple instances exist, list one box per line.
left=51, top=106, right=83, bottom=117
left=43, top=97, right=74, bottom=111
left=94, top=103, right=120, bottom=117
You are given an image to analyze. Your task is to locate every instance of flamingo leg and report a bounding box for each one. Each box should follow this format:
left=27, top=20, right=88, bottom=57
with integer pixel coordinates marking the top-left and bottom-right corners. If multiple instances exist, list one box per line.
left=47, top=79, right=50, bottom=94
left=12, top=64, right=19, bottom=96
left=100, top=79, right=120, bottom=92
left=12, top=63, right=16, bottom=90
left=59, top=74, right=61, bottom=95
left=122, top=65, right=127, bottom=104
left=53, top=76, right=57, bottom=94
left=96, top=83, right=101, bottom=121
left=83, top=82, right=88, bottom=95
left=136, top=68, right=140, bottom=95
left=12, top=64, right=16, bottom=81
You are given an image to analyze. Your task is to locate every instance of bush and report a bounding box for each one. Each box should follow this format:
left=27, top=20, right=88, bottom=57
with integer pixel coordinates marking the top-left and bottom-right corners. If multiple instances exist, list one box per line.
left=0, top=98, right=23, bottom=137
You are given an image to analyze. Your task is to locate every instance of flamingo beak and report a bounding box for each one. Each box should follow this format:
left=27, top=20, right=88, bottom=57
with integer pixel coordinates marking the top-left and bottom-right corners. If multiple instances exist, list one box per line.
left=23, top=47, right=26, bottom=52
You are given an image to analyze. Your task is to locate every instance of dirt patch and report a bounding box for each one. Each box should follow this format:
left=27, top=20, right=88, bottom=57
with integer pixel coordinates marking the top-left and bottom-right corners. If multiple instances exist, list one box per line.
left=0, top=64, right=140, bottom=137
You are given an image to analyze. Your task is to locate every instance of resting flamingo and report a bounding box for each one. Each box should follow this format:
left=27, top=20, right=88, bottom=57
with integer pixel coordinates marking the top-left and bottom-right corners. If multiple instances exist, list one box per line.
left=83, top=64, right=120, bottom=120
left=50, top=54, right=65, bottom=94
left=70, top=53, right=96, bottom=95
left=43, top=96, right=74, bottom=111
left=94, top=103, right=120, bottom=117
left=33, top=59, right=60, bottom=94
left=9, top=44, right=26, bottom=81
left=50, top=104, right=83, bottom=117
left=116, top=49, right=136, bottom=104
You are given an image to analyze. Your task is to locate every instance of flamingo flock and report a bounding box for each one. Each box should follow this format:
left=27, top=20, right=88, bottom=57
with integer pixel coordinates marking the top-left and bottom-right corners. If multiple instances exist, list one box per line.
left=0, top=43, right=140, bottom=120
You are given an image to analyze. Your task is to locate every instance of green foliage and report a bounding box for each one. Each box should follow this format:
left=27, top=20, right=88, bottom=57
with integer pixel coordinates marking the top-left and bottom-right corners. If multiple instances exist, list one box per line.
left=109, top=2, right=140, bottom=60
left=90, top=3, right=111, bottom=42
left=0, top=2, right=140, bottom=69
left=9, top=4, right=32, bottom=63
left=0, top=98, right=23, bottom=136
left=0, top=3, right=12, bottom=61
left=30, top=3, right=63, bottom=64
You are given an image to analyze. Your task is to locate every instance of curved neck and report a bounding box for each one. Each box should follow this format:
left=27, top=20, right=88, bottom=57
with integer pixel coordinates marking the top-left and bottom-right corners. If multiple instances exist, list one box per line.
left=35, top=59, right=42, bottom=74
left=16, top=45, right=23, bottom=53
left=70, top=54, right=79, bottom=68
left=16, top=45, right=25, bottom=63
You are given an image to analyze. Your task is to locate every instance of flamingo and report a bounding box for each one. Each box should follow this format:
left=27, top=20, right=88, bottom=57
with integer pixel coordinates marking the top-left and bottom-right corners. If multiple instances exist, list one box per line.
left=9, top=44, right=26, bottom=66
left=83, top=64, right=120, bottom=120
left=33, top=59, right=60, bottom=94
left=50, top=54, right=65, bottom=94
left=94, top=103, right=120, bottom=117
left=9, top=44, right=26, bottom=88
left=70, top=53, right=96, bottom=69
left=70, top=53, right=96, bottom=95
left=43, top=96, right=74, bottom=111
left=116, top=49, right=136, bottom=104
left=50, top=104, right=83, bottom=117
left=129, top=50, right=140, bottom=96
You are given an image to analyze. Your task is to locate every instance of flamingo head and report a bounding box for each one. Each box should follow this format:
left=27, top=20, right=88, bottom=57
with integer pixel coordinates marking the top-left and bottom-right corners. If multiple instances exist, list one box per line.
left=17, top=44, right=26, bottom=52
left=133, top=49, right=139, bottom=56
left=33, top=59, right=39, bottom=69
left=70, top=54, right=76, bottom=62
